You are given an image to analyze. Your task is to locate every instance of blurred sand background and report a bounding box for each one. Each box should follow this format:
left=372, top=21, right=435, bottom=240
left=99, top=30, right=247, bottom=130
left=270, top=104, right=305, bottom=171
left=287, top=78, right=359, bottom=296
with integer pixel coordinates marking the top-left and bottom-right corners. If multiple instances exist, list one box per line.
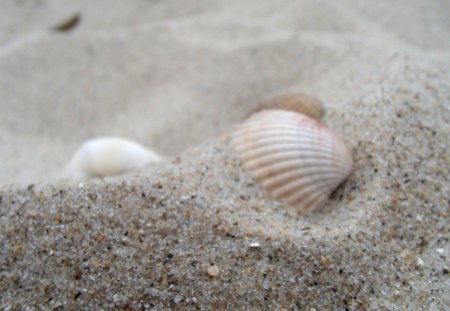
left=0, top=0, right=449, bottom=310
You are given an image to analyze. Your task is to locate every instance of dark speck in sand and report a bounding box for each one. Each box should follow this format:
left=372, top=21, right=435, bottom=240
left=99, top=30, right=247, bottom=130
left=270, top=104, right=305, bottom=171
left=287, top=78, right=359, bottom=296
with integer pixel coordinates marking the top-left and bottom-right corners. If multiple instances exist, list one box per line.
left=74, top=292, right=82, bottom=300
left=52, top=13, right=81, bottom=32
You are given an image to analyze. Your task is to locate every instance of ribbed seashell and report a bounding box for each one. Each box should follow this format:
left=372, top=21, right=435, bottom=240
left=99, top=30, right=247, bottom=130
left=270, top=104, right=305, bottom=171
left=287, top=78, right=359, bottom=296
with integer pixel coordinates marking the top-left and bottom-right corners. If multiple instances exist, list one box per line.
left=63, top=137, right=162, bottom=180
left=250, top=93, right=325, bottom=121
left=232, top=109, right=353, bottom=213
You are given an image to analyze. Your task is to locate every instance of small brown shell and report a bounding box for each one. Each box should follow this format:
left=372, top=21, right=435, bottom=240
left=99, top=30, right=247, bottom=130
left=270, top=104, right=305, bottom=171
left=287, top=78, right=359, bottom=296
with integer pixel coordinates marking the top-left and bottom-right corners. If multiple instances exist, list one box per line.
left=249, top=93, right=325, bottom=121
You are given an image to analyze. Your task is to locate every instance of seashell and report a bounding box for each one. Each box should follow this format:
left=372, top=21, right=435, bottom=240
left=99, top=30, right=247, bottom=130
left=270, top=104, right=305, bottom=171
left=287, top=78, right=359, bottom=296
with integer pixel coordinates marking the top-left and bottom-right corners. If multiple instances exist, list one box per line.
left=63, top=137, right=162, bottom=180
left=231, top=109, right=352, bottom=213
left=249, top=93, right=325, bottom=121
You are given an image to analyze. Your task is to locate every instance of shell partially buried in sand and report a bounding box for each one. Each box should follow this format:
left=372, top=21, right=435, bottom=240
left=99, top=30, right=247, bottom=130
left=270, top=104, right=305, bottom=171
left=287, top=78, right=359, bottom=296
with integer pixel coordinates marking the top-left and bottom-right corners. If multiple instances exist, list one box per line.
left=232, top=109, right=353, bottom=213
left=64, top=137, right=162, bottom=180
left=250, top=93, right=325, bottom=121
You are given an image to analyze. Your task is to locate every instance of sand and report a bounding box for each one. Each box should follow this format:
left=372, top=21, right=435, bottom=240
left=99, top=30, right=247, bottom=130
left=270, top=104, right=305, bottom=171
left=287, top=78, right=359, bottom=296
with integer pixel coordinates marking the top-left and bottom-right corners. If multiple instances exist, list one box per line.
left=0, top=0, right=449, bottom=309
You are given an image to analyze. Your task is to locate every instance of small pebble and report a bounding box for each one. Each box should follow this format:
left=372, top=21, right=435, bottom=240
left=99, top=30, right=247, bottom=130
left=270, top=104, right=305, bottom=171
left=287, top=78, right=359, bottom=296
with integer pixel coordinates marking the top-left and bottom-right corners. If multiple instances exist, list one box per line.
left=249, top=242, right=261, bottom=248
left=173, top=295, right=182, bottom=304
left=436, top=248, right=444, bottom=255
left=112, top=293, right=120, bottom=302
left=97, top=233, right=105, bottom=243
left=320, top=256, right=331, bottom=267
left=207, top=265, right=220, bottom=277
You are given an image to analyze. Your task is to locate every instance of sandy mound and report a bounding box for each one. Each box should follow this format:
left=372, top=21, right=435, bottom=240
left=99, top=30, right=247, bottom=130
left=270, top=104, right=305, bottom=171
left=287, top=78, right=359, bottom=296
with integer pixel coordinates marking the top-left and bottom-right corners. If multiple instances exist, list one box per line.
left=0, top=0, right=448, bottom=309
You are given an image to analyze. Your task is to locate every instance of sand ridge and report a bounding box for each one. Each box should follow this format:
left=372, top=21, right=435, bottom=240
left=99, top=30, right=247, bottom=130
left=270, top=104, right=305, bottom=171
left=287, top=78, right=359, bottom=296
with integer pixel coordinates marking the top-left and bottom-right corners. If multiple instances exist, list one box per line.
left=0, top=0, right=449, bottom=309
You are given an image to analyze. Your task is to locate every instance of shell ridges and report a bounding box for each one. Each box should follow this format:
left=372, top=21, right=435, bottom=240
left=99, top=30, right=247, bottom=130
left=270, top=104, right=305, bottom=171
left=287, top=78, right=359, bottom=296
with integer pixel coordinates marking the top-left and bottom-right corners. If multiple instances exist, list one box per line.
left=231, top=109, right=353, bottom=213
left=250, top=93, right=325, bottom=121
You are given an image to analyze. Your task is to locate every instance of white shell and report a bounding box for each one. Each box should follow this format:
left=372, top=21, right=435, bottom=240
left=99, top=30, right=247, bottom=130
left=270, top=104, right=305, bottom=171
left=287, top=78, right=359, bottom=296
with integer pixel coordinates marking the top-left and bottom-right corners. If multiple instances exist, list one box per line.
left=231, top=109, right=353, bottom=213
left=63, top=137, right=162, bottom=180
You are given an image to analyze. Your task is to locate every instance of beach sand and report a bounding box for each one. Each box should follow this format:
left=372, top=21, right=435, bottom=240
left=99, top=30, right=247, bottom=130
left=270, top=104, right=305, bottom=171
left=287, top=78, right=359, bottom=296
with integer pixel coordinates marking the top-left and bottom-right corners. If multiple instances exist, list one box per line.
left=0, top=0, right=449, bottom=309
